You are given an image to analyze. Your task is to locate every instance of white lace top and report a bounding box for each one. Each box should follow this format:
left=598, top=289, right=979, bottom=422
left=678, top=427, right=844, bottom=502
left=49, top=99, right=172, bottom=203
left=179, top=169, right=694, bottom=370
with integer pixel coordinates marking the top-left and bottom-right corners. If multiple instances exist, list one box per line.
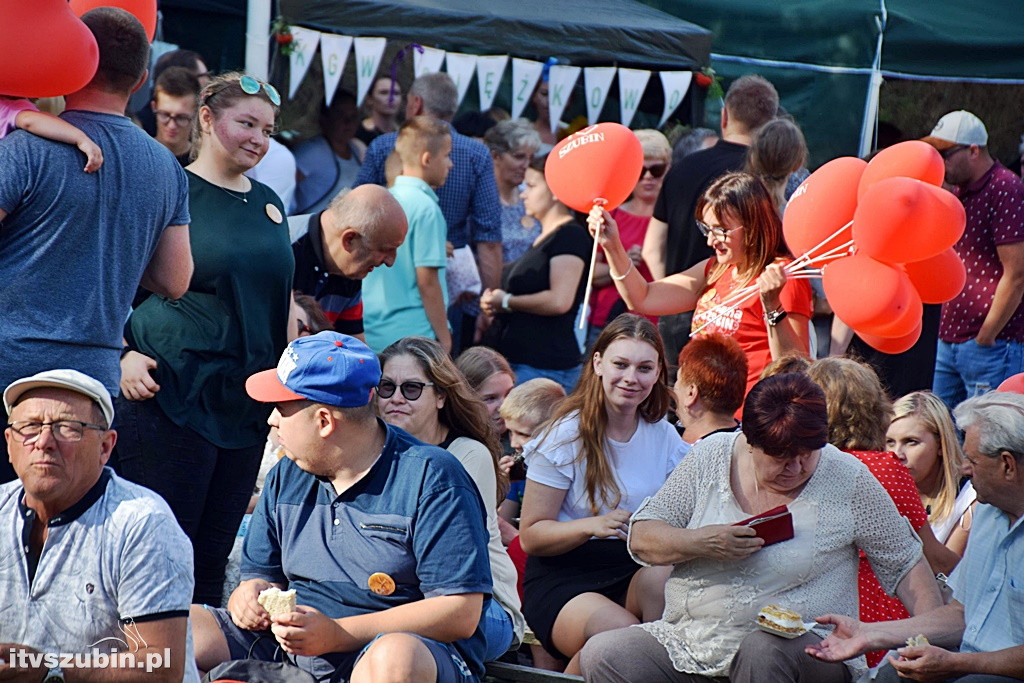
left=629, top=432, right=922, bottom=678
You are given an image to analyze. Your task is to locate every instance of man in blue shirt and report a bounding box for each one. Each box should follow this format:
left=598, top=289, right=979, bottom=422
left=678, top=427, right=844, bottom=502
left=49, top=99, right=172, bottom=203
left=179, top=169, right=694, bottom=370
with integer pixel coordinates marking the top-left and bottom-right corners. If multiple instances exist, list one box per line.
left=355, top=72, right=502, bottom=352
left=190, top=332, right=493, bottom=683
left=806, top=391, right=1024, bottom=682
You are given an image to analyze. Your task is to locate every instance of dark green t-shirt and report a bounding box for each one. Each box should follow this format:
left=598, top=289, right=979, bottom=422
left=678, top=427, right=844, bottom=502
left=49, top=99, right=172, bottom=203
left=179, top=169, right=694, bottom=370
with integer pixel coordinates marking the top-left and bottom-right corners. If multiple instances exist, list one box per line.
left=127, top=171, right=294, bottom=448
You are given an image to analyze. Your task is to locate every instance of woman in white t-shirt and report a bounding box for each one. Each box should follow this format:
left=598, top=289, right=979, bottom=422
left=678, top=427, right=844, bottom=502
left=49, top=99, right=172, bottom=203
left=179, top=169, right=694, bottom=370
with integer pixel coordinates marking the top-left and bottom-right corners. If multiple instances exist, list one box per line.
left=518, top=314, right=686, bottom=674
left=886, top=391, right=976, bottom=557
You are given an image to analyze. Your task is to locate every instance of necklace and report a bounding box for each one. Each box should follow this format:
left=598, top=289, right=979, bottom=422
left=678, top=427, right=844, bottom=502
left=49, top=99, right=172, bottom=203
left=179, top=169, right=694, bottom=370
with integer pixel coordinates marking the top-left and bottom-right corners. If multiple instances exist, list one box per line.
left=215, top=182, right=249, bottom=203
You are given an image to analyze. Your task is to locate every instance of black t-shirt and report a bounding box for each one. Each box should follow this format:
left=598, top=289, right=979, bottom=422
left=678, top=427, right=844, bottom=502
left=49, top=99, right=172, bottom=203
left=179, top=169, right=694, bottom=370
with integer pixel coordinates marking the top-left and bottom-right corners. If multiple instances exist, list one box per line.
left=292, top=213, right=364, bottom=335
left=654, top=140, right=748, bottom=275
left=498, top=221, right=592, bottom=369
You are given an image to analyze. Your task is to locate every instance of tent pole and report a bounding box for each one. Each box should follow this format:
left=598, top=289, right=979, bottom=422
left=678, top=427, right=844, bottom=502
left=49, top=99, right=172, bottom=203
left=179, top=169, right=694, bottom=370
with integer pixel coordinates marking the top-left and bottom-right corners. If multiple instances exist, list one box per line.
left=858, top=0, right=887, bottom=157
left=245, top=0, right=272, bottom=80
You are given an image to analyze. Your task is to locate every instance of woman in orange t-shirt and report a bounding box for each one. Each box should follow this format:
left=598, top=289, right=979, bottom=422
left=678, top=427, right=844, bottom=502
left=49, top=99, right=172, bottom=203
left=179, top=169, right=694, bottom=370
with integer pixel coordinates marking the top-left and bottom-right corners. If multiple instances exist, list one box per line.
left=589, top=171, right=811, bottom=396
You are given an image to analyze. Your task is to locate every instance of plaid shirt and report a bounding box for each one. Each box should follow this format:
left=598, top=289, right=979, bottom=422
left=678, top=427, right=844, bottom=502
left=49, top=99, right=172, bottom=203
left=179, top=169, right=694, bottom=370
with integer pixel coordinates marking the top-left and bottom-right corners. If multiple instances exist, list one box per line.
left=355, top=124, right=502, bottom=249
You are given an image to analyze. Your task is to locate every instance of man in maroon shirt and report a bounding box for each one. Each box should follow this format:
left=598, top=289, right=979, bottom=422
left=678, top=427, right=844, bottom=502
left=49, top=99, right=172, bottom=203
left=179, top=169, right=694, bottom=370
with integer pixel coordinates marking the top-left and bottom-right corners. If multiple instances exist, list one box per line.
left=922, top=110, right=1024, bottom=408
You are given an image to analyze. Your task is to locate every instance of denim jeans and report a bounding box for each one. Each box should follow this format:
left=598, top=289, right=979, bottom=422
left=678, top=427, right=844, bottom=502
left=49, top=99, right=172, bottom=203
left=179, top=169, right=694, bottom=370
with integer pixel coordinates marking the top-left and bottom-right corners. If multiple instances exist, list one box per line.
left=932, top=338, right=1024, bottom=410
left=481, top=598, right=515, bottom=662
left=510, top=363, right=582, bottom=394
left=111, top=396, right=263, bottom=606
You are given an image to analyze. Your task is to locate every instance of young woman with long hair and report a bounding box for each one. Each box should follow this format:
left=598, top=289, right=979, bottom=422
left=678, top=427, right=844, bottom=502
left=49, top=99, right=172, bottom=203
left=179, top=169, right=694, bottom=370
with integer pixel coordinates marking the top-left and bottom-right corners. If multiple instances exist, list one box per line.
left=518, top=314, right=686, bottom=674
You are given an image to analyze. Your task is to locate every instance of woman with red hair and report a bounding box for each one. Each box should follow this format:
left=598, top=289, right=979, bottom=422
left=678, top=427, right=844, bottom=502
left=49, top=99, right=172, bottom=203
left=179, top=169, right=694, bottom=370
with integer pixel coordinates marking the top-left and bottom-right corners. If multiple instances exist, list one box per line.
left=673, top=333, right=746, bottom=449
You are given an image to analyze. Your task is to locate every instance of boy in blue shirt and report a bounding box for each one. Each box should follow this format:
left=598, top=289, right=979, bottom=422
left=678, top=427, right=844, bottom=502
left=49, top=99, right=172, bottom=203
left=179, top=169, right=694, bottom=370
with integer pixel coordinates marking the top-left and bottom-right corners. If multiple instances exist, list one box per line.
left=363, top=116, right=453, bottom=352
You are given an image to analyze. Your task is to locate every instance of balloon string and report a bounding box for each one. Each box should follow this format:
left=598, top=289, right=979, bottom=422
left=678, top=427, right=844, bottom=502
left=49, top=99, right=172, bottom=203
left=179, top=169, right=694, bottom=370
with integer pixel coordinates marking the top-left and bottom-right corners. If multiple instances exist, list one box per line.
left=788, top=220, right=854, bottom=271
left=687, top=264, right=824, bottom=338
left=579, top=199, right=608, bottom=330
left=797, top=241, right=855, bottom=269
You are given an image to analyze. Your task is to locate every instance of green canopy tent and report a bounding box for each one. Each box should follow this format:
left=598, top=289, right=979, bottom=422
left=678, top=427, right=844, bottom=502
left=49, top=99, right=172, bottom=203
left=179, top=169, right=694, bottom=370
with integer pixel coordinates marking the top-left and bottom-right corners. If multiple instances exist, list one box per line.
left=276, top=0, right=713, bottom=124
left=641, top=0, right=1024, bottom=165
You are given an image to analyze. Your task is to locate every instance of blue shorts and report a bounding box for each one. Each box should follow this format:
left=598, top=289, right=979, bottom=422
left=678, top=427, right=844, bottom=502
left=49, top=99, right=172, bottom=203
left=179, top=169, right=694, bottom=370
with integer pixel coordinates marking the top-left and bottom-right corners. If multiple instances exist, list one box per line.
left=206, top=606, right=478, bottom=682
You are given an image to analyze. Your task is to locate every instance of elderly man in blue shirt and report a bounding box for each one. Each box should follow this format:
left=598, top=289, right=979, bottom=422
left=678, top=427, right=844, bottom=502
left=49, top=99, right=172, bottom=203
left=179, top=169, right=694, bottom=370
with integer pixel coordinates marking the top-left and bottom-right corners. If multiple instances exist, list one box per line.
left=807, top=390, right=1024, bottom=682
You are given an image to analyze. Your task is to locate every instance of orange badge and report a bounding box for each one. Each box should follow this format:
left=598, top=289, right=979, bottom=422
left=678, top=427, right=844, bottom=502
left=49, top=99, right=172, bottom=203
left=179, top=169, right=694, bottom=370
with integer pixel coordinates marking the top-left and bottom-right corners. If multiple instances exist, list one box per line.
left=368, top=572, right=396, bottom=596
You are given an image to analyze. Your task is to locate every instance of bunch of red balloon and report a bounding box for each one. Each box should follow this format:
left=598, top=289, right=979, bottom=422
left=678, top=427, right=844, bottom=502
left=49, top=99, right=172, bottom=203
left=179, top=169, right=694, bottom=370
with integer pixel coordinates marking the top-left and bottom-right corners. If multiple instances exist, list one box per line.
left=782, top=141, right=967, bottom=354
left=0, top=0, right=156, bottom=99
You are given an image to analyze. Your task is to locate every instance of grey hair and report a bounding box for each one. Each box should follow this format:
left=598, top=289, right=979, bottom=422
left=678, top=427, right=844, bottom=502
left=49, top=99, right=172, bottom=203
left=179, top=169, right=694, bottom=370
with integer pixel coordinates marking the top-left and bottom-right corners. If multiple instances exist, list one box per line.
left=410, top=72, right=459, bottom=120
left=483, top=119, right=542, bottom=157
left=325, top=187, right=394, bottom=241
left=672, top=127, right=717, bottom=166
left=953, top=391, right=1024, bottom=459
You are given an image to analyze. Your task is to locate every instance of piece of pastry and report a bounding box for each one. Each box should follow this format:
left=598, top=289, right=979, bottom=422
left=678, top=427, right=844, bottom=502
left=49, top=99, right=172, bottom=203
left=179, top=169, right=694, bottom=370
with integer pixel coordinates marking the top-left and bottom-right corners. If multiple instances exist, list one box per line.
left=906, top=634, right=930, bottom=647
left=257, top=587, right=297, bottom=617
left=757, top=604, right=805, bottom=634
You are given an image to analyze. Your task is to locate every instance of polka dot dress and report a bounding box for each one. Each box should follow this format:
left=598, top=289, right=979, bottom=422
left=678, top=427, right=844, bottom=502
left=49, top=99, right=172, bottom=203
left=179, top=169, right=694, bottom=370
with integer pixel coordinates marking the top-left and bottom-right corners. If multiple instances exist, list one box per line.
left=939, top=163, right=1024, bottom=343
left=847, top=450, right=929, bottom=668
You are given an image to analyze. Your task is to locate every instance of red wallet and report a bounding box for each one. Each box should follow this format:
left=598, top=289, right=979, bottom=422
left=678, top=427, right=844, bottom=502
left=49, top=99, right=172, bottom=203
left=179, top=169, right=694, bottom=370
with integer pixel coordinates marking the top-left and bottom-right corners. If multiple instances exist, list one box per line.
left=733, top=505, right=794, bottom=546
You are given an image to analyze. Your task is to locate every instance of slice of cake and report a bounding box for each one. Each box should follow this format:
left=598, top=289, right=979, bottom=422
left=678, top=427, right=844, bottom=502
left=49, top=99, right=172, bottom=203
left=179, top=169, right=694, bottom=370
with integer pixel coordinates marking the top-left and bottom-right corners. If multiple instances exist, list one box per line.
left=757, top=604, right=805, bottom=634
left=257, top=587, right=297, bottom=617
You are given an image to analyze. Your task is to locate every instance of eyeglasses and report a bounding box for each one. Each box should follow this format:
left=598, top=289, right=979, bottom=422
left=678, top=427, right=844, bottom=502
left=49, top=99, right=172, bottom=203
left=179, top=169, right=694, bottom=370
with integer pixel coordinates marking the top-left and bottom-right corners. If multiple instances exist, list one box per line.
left=696, top=219, right=742, bottom=241
left=639, top=163, right=668, bottom=180
left=7, top=420, right=107, bottom=444
left=239, top=75, right=281, bottom=106
left=296, top=319, right=312, bottom=337
left=154, top=110, right=194, bottom=127
left=940, top=145, right=968, bottom=160
left=376, top=380, right=434, bottom=401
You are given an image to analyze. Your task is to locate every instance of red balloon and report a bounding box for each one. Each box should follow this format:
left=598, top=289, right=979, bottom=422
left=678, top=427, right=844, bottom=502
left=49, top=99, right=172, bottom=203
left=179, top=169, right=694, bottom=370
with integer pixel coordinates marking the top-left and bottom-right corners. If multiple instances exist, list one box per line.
left=0, top=0, right=98, bottom=98
left=783, top=157, right=865, bottom=259
left=70, top=0, right=157, bottom=42
left=857, top=320, right=923, bottom=354
left=997, top=373, right=1024, bottom=394
left=545, top=123, right=644, bottom=213
left=852, top=177, right=966, bottom=264
left=857, top=141, right=945, bottom=200
left=858, top=288, right=923, bottom=337
left=823, top=255, right=919, bottom=333
left=903, top=248, right=966, bottom=304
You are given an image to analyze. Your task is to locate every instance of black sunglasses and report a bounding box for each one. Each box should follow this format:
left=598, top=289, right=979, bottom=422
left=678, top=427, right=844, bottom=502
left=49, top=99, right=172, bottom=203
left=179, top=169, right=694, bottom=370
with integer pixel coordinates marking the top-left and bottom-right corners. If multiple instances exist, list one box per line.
left=377, top=379, right=435, bottom=401
left=639, top=163, right=668, bottom=180
left=940, top=145, right=968, bottom=160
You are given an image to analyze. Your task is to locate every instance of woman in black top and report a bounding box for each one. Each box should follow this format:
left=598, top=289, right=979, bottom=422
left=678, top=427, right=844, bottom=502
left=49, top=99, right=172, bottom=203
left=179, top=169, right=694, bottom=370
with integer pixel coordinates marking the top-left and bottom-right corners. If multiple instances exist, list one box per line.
left=480, top=155, right=591, bottom=393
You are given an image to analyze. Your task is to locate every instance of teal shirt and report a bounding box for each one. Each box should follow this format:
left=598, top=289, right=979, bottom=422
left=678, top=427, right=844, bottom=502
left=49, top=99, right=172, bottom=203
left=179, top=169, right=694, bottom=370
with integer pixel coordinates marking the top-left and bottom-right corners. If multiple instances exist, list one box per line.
left=363, top=176, right=448, bottom=352
left=127, top=172, right=294, bottom=448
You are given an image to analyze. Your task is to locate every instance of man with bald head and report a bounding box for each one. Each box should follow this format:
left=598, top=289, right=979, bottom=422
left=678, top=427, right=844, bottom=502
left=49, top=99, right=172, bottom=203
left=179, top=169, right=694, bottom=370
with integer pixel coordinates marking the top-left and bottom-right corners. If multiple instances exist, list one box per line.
left=290, top=184, right=408, bottom=340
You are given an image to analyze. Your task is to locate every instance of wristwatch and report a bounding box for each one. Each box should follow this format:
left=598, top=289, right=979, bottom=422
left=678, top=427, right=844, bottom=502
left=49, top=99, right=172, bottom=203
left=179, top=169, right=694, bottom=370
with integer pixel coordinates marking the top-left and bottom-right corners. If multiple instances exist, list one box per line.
left=43, top=666, right=65, bottom=683
left=764, top=306, right=788, bottom=327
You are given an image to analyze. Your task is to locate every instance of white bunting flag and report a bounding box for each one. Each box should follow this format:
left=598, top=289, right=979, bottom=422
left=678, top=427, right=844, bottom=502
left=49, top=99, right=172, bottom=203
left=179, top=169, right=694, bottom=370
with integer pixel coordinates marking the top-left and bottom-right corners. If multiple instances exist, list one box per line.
left=353, top=37, right=387, bottom=105
left=547, top=64, right=581, bottom=134
left=583, top=66, right=617, bottom=125
left=320, top=34, right=352, bottom=107
left=658, top=71, right=694, bottom=127
left=287, top=27, right=321, bottom=99
left=510, top=58, right=543, bottom=120
left=475, top=55, right=508, bottom=111
left=618, top=67, right=651, bottom=128
left=445, top=52, right=478, bottom=108
left=414, top=46, right=446, bottom=78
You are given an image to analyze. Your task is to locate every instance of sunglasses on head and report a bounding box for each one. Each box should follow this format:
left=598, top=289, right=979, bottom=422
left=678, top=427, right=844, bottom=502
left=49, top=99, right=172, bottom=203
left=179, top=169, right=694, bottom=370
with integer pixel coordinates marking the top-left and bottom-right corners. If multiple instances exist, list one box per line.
left=377, top=379, right=435, bottom=401
left=239, top=75, right=281, bottom=106
left=639, top=163, right=668, bottom=180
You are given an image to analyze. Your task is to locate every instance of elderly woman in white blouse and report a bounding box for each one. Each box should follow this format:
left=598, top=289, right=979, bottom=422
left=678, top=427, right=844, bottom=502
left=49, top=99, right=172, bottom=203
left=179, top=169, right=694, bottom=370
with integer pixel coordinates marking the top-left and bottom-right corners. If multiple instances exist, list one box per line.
left=580, top=372, right=944, bottom=683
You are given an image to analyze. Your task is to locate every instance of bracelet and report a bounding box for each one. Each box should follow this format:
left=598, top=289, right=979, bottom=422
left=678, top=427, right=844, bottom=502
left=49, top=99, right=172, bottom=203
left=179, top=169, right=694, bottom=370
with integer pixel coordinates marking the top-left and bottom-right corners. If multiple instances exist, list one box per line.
left=610, top=261, right=634, bottom=281
left=501, top=292, right=513, bottom=312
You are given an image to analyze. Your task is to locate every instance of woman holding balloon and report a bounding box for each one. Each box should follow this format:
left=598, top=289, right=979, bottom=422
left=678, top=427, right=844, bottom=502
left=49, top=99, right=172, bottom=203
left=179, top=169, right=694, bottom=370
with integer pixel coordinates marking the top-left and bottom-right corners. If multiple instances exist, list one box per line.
left=481, top=155, right=592, bottom=393
left=589, top=171, right=812, bottom=397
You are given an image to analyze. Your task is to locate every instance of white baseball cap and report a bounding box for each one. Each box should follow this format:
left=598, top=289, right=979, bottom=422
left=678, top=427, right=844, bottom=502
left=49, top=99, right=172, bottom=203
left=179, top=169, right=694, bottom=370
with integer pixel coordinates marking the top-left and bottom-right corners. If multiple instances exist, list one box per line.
left=4, top=369, right=115, bottom=427
left=921, top=110, right=988, bottom=151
